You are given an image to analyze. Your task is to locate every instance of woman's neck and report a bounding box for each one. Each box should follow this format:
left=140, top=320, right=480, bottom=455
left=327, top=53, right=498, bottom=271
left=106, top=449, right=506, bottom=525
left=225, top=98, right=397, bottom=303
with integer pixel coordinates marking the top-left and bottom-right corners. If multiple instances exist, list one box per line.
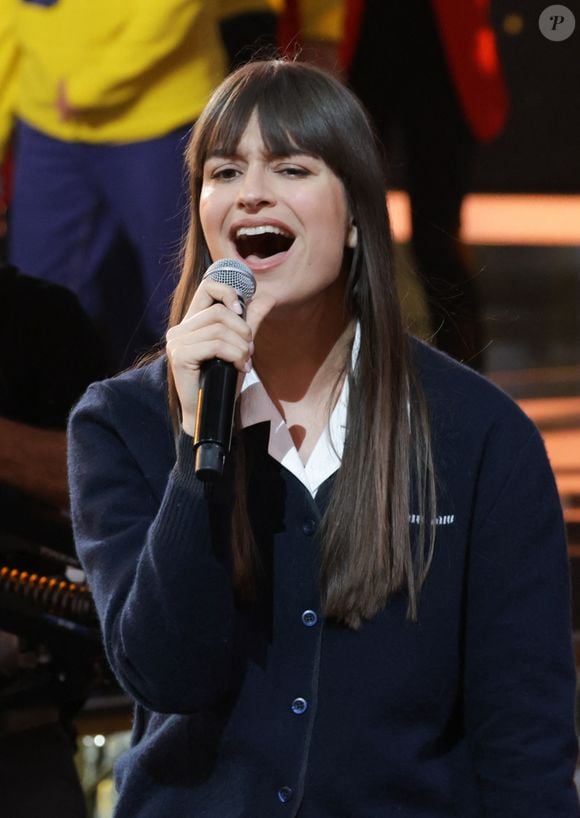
left=253, top=301, right=354, bottom=407
left=254, top=307, right=354, bottom=463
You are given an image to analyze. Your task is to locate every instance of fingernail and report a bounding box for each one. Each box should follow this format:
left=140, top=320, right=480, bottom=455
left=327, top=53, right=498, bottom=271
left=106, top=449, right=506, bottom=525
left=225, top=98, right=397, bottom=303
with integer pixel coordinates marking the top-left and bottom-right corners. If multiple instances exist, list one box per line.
left=249, top=341, right=255, bottom=355
left=244, top=359, right=252, bottom=373
left=232, top=300, right=243, bottom=315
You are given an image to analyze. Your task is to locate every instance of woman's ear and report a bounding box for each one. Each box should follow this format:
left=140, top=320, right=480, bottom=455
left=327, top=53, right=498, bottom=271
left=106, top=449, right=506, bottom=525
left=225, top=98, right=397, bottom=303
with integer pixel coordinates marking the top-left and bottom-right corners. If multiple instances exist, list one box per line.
left=346, top=223, right=358, bottom=249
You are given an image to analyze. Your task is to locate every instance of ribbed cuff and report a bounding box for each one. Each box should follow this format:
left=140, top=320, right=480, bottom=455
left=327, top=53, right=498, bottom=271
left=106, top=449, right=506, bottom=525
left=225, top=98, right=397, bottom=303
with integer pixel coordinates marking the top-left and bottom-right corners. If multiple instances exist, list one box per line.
left=174, top=429, right=202, bottom=493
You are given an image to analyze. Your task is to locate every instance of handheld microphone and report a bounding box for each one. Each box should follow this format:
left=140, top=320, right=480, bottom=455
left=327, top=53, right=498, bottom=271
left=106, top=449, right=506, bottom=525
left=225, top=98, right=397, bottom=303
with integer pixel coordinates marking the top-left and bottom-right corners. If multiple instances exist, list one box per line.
left=194, top=258, right=256, bottom=481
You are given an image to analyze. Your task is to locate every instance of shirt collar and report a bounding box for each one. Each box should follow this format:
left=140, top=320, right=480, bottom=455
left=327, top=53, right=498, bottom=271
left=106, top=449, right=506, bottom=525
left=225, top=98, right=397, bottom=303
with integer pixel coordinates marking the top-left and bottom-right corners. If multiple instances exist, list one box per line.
left=239, top=326, right=360, bottom=497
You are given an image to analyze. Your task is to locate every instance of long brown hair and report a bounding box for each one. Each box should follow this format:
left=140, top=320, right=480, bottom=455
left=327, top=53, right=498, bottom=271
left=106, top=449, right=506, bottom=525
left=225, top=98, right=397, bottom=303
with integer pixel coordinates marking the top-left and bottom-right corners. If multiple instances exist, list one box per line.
left=168, top=59, right=436, bottom=628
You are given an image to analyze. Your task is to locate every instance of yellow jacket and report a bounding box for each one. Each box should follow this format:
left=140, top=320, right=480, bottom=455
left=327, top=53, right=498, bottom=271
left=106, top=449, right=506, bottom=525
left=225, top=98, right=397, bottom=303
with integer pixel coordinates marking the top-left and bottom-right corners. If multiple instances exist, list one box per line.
left=0, top=0, right=276, bottom=155
left=0, top=0, right=18, bottom=157
left=270, top=0, right=344, bottom=41
left=0, top=0, right=344, bottom=159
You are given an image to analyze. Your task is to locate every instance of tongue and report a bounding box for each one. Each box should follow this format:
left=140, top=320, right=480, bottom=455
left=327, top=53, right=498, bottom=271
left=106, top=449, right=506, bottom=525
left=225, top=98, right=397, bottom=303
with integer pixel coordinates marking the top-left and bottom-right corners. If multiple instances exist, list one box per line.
left=244, top=250, right=285, bottom=264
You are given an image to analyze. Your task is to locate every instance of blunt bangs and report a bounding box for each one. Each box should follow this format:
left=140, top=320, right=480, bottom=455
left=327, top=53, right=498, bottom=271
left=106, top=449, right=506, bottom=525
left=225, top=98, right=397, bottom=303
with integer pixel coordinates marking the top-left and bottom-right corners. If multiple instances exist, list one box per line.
left=192, top=61, right=376, bottom=191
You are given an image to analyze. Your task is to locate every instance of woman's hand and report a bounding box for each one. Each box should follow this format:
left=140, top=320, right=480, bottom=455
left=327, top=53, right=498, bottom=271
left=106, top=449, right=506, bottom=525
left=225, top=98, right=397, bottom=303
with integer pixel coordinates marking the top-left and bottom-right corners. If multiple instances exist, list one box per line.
left=166, top=278, right=275, bottom=435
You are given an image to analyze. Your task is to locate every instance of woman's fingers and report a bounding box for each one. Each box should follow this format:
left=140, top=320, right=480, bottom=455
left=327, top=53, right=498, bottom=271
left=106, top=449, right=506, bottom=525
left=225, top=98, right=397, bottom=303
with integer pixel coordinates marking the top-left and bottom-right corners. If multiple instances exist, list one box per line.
left=167, top=286, right=255, bottom=434
left=167, top=325, right=252, bottom=372
left=168, top=302, right=252, bottom=344
left=183, top=279, right=244, bottom=321
left=167, top=280, right=276, bottom=434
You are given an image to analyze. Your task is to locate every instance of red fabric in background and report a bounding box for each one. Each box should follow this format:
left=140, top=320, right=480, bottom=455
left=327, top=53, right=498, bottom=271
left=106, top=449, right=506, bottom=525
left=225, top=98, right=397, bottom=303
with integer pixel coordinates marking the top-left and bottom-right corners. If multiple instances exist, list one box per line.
left=278, top=0, right=301, bottom=51
left=429, top=0, right=508, bottom=141
left=341, top=0, right=508, bottom=143
left=339, top=0, right=364, bottom=69
left=1, top=151, right=12, bottom=203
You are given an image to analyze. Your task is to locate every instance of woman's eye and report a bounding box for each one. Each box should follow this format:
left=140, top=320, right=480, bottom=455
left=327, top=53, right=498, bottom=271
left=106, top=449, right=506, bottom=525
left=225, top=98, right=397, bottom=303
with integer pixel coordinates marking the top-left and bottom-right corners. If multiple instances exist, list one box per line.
left=277, top=166, right=310, bottom=177
left=211, top=167, right=240, bottom=180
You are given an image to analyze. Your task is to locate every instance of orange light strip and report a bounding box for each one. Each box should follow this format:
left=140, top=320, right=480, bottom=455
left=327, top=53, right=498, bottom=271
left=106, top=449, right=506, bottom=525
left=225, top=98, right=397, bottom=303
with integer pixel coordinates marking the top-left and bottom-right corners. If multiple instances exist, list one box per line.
left=517, top=397, right=580, bottom=425
left=387, top=191, right=580, bottom=246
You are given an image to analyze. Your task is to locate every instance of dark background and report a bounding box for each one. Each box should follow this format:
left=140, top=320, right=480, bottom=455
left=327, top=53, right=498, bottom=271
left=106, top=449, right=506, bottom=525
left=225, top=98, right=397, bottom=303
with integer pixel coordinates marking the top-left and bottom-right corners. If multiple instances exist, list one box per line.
left=475, top=0, right=580, bottom=192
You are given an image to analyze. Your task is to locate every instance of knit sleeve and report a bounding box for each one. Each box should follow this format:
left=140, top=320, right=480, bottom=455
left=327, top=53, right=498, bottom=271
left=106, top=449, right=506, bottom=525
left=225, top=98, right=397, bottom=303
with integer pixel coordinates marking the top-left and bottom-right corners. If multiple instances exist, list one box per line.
left=67, top=380, right=237, bottom=714
left=463, top=422, right=578, bottom=815
left=66, top=0, right=207, bottom=112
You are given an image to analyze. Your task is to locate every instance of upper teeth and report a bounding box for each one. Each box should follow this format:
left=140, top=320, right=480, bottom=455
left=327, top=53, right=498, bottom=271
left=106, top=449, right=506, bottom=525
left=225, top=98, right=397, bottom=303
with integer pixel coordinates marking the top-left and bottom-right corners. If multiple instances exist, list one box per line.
left=235, top=225, right=291, bottom=238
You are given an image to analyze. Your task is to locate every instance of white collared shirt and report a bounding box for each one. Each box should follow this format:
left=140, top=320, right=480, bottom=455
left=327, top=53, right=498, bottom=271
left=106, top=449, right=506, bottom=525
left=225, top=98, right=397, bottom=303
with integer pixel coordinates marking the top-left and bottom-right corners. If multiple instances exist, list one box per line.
left=239, top=327, right=360, bottom=497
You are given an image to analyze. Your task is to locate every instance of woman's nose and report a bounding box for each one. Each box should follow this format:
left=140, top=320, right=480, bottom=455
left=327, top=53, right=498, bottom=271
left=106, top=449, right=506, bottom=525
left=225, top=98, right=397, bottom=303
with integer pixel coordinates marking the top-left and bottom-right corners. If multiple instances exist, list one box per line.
left=237, top=166, right=274, bottom=210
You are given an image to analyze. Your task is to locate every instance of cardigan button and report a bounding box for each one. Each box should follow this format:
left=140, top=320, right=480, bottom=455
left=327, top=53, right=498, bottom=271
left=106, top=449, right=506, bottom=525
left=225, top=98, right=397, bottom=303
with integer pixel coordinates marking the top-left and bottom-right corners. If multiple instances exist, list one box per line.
left=302, top=518, right=316, bottom=536
left=291, top=697, right=308, bottom=715
left=301, top=610, right=318, bottom=627
left=277, top=786, right=293, bottom=803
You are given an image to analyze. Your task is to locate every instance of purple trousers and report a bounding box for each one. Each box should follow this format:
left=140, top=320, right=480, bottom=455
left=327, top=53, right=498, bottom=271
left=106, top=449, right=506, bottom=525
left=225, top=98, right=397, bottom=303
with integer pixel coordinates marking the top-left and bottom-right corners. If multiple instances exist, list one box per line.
left=9, top=120, right=191, bottom=368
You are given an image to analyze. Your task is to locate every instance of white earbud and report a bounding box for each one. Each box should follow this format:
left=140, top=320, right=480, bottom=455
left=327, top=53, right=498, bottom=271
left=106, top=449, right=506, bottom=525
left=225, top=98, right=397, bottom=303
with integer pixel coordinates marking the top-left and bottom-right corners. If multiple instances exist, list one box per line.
left=346, top=223, right=358, bottom=248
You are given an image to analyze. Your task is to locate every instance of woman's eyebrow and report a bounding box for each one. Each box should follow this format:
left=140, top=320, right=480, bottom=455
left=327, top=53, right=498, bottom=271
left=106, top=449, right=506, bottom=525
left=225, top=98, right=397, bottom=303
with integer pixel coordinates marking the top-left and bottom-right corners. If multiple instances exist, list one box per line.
left=205, top=148, right=319, bottom=161
left=270, top=150, right=317, bottom=159
left=205, top=148, right=239, bottom=160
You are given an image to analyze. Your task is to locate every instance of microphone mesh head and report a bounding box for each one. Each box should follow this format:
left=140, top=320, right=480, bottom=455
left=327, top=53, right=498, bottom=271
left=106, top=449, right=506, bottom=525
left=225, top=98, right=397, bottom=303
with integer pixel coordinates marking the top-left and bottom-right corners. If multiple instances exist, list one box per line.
left=203, top=258, right=256, bottom=303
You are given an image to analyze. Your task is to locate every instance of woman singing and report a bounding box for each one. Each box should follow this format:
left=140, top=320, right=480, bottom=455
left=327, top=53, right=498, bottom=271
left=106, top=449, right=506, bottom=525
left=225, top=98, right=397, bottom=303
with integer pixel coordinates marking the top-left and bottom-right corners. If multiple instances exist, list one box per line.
left=68, top=60, right=578, bottom=817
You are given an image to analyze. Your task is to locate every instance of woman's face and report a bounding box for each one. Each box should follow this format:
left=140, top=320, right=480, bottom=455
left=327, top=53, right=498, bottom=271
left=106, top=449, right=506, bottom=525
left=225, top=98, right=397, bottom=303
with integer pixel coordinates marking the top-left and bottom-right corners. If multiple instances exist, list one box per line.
left=199, top=112, right=351, bottom=311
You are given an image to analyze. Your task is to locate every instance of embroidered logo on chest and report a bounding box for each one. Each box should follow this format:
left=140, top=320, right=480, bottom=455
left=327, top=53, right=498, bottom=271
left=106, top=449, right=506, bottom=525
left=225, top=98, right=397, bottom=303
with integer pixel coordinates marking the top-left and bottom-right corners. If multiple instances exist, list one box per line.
left=409, top=514, right=455, bottom=526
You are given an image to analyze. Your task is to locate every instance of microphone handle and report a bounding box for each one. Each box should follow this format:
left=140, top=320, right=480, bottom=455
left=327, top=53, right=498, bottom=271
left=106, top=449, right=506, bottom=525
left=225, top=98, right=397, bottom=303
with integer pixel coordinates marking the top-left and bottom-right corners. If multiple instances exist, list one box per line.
left=193, top=358, right=238, bottom=481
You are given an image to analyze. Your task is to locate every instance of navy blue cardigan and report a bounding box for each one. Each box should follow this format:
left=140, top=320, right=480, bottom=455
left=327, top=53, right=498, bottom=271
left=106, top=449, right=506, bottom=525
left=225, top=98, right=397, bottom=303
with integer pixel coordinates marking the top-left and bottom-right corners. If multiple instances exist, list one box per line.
left=68, top=340, right=579, bottom=817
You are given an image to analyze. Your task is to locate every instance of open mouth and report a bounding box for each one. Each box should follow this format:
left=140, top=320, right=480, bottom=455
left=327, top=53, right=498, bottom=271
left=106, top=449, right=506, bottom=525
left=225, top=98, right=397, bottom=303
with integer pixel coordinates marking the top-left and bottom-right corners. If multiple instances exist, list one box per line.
left=233, top=225, right=295, bottom=260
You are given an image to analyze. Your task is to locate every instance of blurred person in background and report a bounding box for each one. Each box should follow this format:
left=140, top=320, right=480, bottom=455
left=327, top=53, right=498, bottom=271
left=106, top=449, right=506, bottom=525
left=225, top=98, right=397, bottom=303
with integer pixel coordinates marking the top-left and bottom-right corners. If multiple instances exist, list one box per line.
left=344, top=0, right=509, bottom=371
left=0, top=0, right=280, bottom=370
left=0, top=263, right=108, bottom=818
left=0, top=0, right=345, bottom=371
